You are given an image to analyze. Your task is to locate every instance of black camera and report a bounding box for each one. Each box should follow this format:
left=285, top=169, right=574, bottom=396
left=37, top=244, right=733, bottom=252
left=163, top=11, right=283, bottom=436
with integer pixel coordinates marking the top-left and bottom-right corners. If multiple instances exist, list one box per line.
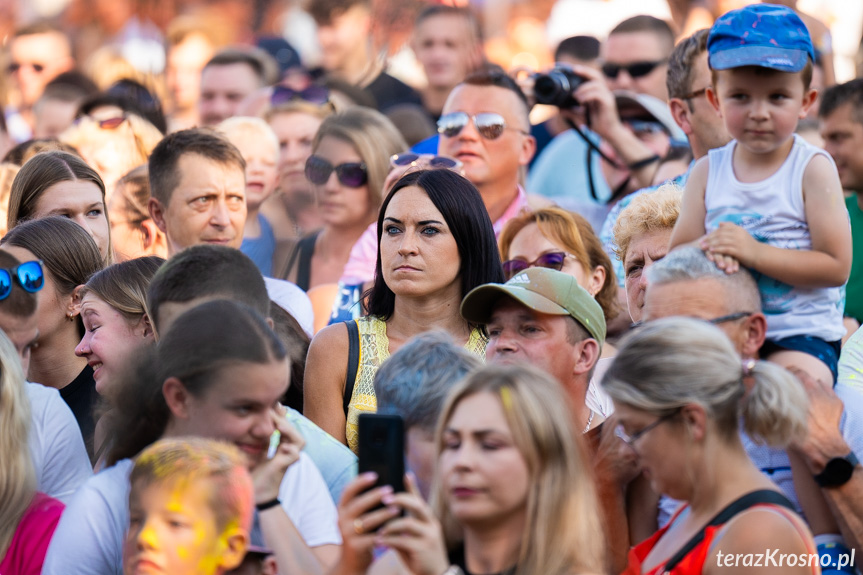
left=533, top=67, right=586, bottom=108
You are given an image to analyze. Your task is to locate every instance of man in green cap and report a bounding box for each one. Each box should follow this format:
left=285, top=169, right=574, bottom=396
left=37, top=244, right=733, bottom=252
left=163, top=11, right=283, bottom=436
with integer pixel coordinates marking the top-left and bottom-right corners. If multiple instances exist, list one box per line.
left=461, top=266, right=634, bottom=572
left=461, top=266, right=606, bottom=433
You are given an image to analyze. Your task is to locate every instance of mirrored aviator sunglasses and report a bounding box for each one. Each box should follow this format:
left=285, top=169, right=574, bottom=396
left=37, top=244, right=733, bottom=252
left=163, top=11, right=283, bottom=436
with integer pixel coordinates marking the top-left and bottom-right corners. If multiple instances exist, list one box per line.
left=270, top=84, right=330, bottom=106
left=390, top=153, right=463, bottom=171
left=304, top=156, right=368, bottom=187
left=437, top=112, right=507, bottom=140
left=0, top=260, right=45, bottom=300
left=502, top=252, right=568, bottom=279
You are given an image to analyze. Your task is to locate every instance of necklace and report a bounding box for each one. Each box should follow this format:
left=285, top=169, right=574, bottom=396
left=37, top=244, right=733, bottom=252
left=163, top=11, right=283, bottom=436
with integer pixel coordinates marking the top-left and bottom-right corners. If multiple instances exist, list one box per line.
left=583, top=409, right=595, bottom=434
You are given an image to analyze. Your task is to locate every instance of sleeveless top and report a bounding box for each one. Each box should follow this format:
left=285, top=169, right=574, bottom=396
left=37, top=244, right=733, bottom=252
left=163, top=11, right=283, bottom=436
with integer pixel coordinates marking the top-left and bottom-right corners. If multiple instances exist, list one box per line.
left=240, top=214, right=277, bottom=277
left=623, top=501, right=818, bottom=575
left=345, top=316, right=488, bottom=453
left=704, top=135, right=845, bottom=341
left=283, top=230, right=321, bottom=291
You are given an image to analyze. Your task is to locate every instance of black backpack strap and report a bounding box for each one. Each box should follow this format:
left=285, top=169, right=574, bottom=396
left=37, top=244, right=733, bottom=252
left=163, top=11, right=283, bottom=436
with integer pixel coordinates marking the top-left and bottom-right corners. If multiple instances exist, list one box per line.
left=662, top=490, right=795, bottom=572
left=343, top=320, right=360, bottom=416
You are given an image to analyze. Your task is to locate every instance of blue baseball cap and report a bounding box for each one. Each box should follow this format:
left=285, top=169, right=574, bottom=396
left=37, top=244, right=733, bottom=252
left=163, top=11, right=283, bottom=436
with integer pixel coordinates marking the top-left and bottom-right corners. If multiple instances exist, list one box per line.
left=707, top=3, right=814, bottom=73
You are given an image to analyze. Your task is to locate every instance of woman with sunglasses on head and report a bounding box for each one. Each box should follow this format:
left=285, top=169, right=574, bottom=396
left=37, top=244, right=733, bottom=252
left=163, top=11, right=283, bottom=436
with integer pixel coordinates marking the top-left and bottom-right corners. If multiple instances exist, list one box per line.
left=2, top=217, right=105, bottom=460
left=282, top=107, right=407, bottom=291
left=604, top=317, right=817, bottom=575
left=0, top=329, right=65, bottom=575
left=333, top=364, right=605, bottom=575
left=43, top=300, right=341, bottom=575
left=59, top=112, right=162, bottom=198
left=305, top=169, right=503, bottom=453
left=7, top=150, right=113, bottom=263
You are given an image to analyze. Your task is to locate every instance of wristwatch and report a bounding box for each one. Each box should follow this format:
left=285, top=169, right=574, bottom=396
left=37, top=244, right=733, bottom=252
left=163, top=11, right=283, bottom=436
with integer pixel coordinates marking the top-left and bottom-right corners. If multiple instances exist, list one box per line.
left=814, top=451, right=859, bottom=487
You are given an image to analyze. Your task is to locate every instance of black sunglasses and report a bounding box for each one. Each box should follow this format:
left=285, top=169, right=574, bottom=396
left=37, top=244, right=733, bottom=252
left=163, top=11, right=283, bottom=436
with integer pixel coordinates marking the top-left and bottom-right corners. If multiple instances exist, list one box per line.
left=502, top=252, right=572, bottom=279
left=305, top=156, right=368, bottom=188
left=602, top=59, right=668, bottom=80
left=0, top=261, right=44, bottom=300
left=437, top=112, right=525, bottom=140
left=270, top=85, right=330, bottom=107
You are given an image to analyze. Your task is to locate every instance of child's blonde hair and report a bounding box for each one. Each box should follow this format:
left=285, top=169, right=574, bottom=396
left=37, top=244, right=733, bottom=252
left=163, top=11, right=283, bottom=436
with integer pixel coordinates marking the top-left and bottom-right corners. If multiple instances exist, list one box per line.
left=130, top=438, right=255, bottom=532
left=218, top=116, right=279, bottom=162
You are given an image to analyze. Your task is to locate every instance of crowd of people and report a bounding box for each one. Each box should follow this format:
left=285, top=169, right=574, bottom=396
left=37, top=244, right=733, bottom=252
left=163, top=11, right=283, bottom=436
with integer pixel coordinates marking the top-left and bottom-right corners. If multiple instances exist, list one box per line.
left=1, top=1, right=863, bottom=575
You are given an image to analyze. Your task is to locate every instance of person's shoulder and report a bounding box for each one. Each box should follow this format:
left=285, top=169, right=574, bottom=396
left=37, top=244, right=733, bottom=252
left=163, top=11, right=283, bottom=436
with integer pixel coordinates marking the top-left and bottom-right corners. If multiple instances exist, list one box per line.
left=717, top=503, right=811, bottom=551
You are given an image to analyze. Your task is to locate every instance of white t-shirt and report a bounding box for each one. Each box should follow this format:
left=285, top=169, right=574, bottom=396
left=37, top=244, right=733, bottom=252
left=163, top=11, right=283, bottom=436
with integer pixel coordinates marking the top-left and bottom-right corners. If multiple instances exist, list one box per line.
left=27, top=382, right=92, bottom=503
left=42, top=451, right=340, bottom=575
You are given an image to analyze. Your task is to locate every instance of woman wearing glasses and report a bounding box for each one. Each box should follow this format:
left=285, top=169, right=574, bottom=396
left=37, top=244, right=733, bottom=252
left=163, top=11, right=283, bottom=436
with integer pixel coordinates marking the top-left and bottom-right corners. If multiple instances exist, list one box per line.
left=282, top=107, right=406, bottom=291
left=2, top=217, right=104, bottom=460
left=305, top=169, right=503, bottom=453
left=604, top=317, right=818, bottom=575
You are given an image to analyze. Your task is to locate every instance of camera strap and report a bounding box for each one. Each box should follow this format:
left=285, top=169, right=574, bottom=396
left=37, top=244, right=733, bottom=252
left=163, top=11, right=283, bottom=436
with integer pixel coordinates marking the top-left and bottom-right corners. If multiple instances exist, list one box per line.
left=563, top=114, right=625, bottom=204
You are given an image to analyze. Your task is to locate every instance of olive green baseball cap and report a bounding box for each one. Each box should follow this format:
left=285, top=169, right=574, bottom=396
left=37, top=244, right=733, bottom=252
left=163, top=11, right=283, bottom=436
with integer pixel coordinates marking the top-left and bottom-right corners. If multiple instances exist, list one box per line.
left=460, top=267, right=606, bottom=344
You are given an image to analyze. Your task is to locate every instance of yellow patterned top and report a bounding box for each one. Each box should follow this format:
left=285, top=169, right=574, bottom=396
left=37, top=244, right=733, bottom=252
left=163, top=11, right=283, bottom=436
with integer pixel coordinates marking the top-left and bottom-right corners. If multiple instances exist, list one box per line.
left=345, top=316, right=488, bottom=453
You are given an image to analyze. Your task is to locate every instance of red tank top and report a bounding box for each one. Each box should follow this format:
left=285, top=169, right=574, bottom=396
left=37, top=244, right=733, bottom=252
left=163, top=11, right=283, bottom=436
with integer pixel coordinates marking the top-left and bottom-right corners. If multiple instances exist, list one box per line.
left=622, top=503, right=818, bottom=575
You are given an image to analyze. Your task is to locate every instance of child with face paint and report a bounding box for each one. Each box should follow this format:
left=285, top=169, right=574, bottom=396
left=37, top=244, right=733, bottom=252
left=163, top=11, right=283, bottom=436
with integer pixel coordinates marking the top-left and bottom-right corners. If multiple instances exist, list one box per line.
left=123, top=438, right=253, bottom=575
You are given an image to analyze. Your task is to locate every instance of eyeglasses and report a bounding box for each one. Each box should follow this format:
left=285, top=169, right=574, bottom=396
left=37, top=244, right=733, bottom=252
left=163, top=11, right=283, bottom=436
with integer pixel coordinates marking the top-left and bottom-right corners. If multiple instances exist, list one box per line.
left=680, top=87, right=710, bottom=101
left=602, top=59, right=668, bottom=80
left=305, top=156, right=368, bottom=187
left=390, top=153, right=463, bottom=171
left=437, top=112, right=527, bottom=140
left=502, top=252, right=573, bottom=279
left=8, top=62, right=45, bottom=74
left=0, top=261, right=44, bottom=300
left=270, top=84, right=330, bottom=107
left=630, top=311, right=753, bottom=330
left=615, top=408, right=680, bottom=449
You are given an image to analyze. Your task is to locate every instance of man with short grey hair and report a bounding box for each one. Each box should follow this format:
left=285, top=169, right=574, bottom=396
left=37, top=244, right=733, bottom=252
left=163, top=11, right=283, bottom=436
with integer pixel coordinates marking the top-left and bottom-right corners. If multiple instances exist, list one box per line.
left=374, top=331, right=481, bottom=498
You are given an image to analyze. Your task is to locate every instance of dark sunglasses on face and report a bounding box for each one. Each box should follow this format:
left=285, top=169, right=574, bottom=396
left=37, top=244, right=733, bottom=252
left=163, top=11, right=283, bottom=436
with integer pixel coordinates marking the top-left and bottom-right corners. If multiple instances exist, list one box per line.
left=305, top=155, right=368, bottom=187
left=8, top=62, right=45, bottom=74
left=602, top=59, right=668, bottom=80
left=437, top=112, right=523, bottom=140
left=0, top=261, right=45, bottom=300
left=390, top=153, right=463, bottom=171
left=74, top=115, right=127, bottom=129
left=270, top=84, right=331, bottom=107
left=502, top=252, right=572, bottom=279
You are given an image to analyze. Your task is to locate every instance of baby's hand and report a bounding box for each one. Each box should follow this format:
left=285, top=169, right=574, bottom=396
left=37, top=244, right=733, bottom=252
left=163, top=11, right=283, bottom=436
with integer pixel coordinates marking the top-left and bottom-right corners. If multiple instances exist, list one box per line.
left=700, top=222, right=761, bottom=270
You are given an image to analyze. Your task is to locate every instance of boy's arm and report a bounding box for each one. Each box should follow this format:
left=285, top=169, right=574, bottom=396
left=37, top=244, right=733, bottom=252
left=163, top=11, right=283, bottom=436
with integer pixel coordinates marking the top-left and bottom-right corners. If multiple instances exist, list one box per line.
left=703, top=154, right=851, bottom=287
left=668, top=157, right=709, bottom=249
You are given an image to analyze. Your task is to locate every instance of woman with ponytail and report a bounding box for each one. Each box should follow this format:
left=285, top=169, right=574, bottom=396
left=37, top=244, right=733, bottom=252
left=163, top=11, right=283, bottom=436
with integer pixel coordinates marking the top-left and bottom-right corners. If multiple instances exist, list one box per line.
left=0, top=330, right=64, bottom=574
left=603, top=317, right=818, bottom=575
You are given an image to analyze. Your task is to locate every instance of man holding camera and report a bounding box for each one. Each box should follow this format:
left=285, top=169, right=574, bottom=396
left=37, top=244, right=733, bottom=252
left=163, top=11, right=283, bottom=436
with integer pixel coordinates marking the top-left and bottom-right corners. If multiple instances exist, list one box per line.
left=528, top=15, right=682, bottom=210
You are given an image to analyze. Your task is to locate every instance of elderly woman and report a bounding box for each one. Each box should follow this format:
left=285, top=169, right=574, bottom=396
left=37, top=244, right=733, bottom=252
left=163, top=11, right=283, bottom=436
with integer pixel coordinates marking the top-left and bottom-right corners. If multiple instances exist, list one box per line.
left=612, top=183, right=683, bottom=323
left=604, top=317, right=818, bottom=574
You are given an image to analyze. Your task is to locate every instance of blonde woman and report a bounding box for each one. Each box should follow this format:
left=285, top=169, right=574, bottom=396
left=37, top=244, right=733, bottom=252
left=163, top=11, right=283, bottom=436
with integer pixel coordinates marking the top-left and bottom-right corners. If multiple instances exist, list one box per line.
left=0, top=329, right=65, bottom=574
left=59, top=112, right=163, bottom=197
left=604, top=318, right=817, bottom=575
left=334, top=363, right=605, bottom=575
left=611, top=183, right=683, bottom=323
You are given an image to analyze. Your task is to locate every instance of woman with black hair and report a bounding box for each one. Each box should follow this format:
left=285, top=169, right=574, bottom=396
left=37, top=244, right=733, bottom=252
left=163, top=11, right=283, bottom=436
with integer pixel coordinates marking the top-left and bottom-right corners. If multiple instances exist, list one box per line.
left=304, top=169, right=504, bottom=453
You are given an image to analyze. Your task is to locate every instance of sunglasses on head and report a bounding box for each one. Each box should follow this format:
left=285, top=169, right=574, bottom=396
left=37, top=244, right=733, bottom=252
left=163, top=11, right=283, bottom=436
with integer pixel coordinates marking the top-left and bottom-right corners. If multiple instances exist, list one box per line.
left=8, top=62, right=45, bottom=74
left=305, top=156, right=368, bottom=188
left=437, top=112, right=523, bottom=140
left=270, top=84, right=330, bottom=107
left=0, top=261, right=44, bottom=300
left=502, top=252, right=572, bottom=279
left=602, top=59, right=668, bottom=80
left=390, top=153, right=463, bottom=171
